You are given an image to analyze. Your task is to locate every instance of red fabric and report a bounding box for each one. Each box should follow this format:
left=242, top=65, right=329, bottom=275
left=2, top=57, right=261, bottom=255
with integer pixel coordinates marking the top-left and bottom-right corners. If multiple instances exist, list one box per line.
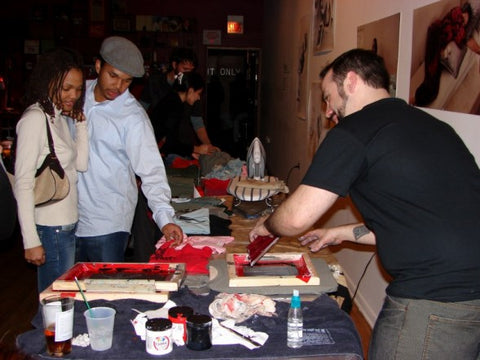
left=202, top=177, right=230, bottom=196
left=149, top=241, right=212, bottom=274
left=171, top=157, right=199, bottom=168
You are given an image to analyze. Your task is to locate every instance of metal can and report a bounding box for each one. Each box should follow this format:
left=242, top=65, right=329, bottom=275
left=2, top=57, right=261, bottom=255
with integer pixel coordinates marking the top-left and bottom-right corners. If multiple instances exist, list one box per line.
left=145, top=318, right=173, bottom=355
left=168, top=306, right=193, bottom=344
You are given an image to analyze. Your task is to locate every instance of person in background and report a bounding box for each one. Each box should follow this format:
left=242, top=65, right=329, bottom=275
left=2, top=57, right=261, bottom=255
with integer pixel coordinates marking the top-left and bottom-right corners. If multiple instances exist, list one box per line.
left=14, top=48, right=88, bottom=292
left=140, top=47, right=219, bottom=151
left=249, top=48, right=480, bottom=359
left=76, top=36, right=183, bottom=263
left=150, top=71, right=217, bottom=164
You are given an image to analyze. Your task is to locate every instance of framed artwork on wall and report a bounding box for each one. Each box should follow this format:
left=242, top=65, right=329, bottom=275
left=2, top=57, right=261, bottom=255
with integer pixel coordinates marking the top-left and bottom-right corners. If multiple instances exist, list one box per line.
left=296, top=15, right=310, bottom=120
left=308, top=81, right=333, bottom=160
left=357, top=13, right=400, bottom=97
left=409, top=0, right=480, bottom=115
left=313, top=0, right=335, bottom=55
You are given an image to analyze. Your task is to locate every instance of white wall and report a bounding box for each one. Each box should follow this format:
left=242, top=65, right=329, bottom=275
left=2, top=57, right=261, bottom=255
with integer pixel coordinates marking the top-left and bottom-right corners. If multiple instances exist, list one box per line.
left=261, top=0, right=480, bottom=327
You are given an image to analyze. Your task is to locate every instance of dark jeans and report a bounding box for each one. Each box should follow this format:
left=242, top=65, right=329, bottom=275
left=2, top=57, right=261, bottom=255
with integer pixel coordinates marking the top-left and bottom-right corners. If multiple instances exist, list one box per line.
left=369, top=295, right=480, bottom=360
left=75, top=231, right=129, bottom=262
left=36, top=223, right=76, bottom=292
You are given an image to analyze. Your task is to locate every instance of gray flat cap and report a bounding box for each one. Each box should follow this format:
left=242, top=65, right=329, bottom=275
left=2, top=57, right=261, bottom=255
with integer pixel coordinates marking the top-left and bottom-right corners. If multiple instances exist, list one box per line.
left=100, top=36, right=145, bottom=77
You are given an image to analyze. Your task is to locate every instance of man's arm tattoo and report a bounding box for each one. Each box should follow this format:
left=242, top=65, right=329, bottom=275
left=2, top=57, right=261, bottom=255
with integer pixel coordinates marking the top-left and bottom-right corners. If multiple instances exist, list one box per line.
left=353, top=225, right=370, bottom=242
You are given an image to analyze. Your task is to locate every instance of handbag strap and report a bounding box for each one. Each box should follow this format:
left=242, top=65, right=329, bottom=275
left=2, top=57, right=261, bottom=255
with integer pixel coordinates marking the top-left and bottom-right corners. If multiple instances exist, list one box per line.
left=43, top=112, right=57, bottom=158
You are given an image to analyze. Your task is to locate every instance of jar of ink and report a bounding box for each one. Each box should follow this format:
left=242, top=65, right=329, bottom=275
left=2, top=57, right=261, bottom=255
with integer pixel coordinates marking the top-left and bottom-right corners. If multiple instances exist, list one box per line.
left=145, top=318, right=173, bottom=355
left=186, top=314, right=212, bottom=350
left=168, top=306, right=193, bottom=344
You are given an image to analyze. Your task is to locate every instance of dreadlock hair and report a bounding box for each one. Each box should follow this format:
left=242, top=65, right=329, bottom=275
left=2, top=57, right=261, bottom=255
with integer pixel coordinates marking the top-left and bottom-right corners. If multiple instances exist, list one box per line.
left=24, top=47, right=85, bottom=120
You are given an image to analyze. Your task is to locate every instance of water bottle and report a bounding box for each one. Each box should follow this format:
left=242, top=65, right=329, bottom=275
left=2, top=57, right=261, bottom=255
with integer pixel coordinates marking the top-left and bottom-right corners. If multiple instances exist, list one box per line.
left=287, top=289, right=303, bottom=348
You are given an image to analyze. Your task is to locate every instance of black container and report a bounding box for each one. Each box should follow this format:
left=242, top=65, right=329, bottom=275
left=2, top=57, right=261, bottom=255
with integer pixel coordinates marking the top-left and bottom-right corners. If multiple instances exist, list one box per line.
left=186, top=314, right=212, bottom=350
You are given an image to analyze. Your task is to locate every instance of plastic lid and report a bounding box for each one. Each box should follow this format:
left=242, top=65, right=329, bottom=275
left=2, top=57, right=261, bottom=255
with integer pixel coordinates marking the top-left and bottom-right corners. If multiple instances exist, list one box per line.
left=146, top=318, right=172, bottom=331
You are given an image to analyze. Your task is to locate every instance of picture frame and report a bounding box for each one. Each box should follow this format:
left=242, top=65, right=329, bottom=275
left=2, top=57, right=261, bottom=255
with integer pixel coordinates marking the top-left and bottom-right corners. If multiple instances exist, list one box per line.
left=313, top=0, right=335, bottom=55
left=296, top=15, right=310, bottom=120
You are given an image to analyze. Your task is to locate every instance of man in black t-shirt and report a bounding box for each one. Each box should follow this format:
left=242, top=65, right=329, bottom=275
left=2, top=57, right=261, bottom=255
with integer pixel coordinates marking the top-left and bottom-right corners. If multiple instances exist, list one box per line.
left=249, top=49, right=480, bottom=360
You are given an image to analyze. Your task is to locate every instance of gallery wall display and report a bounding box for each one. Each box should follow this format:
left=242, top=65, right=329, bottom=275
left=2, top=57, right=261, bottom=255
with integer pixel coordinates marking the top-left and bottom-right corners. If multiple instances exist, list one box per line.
left=307, top=81, right=332, bottom=161
left=313, top=0, right=335, bottom=55
left=357, top=13, right=400, bottom=97
left=409, top=0, right=480, bottom=115
left=296, top=15, right=310, bottom=120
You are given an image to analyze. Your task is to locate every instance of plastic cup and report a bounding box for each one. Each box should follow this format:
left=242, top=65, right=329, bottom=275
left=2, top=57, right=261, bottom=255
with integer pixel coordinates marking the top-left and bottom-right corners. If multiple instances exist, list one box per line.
left=83, top=307, right=116, bottom=351
left=41, top=295, right=75, bottom=357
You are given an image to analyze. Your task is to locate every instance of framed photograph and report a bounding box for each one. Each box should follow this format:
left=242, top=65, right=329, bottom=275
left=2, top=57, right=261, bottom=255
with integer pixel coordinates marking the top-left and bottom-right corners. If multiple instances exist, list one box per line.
left=296, top=15, right=310, bottom=120
left=308, top=81, right=332, bottom=160
left=357, top=13, right=400, bottom=97
left=313, top=0, right=335, bottom=55
left=409, top=0, right=480, bottom=114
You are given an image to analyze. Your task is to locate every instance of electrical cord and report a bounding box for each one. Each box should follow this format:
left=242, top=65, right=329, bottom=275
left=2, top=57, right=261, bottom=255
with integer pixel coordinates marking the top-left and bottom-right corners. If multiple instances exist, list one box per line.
left=285, top=163, right=300, bottom=187
left=350, top=252, right=376, bottom=304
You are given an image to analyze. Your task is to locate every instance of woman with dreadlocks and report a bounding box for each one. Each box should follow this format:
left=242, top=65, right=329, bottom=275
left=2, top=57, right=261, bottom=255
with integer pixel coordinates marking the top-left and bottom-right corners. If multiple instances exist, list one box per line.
left=14, top=48, right=88, bottom=292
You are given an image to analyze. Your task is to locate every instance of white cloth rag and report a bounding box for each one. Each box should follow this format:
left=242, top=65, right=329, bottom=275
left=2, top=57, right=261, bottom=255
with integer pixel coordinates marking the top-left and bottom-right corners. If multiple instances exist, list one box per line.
left=212, top=318, right=268, bottom=349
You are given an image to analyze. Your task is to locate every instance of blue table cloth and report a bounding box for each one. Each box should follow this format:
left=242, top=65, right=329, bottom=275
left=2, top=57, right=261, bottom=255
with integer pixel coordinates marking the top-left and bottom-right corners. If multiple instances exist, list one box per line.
left=17, top=287, right=363, bottom=359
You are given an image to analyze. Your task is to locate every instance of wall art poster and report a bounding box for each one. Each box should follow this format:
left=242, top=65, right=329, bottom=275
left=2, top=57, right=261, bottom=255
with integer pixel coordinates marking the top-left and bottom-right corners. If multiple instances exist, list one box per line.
left=409, top=0, right=480, bottom=114
left=308, top=82, right=332, bottom=160
left=357, top=13, right=400, bottom=97
left=296, top=15, right=310, bottom=120
left=313, top=0, right=335, bottom=54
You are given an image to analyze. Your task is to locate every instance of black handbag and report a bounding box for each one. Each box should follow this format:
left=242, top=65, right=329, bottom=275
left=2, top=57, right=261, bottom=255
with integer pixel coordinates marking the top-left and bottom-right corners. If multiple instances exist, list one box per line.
left=7, top=111, right=70, bottom=206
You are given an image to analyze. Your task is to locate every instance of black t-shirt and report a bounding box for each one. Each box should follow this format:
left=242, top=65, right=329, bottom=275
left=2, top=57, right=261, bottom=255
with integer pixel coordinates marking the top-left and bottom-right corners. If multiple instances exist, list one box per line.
left=150, top=92, right=195, bottom=157
left=303, top=98, right=480, bottom=301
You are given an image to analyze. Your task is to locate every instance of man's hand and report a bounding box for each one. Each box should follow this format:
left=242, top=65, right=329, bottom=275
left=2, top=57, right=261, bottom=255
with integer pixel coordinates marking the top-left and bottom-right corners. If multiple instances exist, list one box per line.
left=193, top=144, right=220, bottom=156
left=25, top=245, right=46, bottom=266
left=299, top=223, right=375, bottom=252
left=161, top=223, right=184, bottom=246
left=248, top=215, right=273, bottom=241
left=298, top=228, right=344, bottom=252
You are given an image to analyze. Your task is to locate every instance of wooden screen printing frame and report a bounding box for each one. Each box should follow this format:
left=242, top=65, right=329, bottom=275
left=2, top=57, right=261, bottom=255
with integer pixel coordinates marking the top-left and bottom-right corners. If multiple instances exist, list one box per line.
left=226, top=252, right=320, bottom=287
left=52, top=262, right=186, bottom=293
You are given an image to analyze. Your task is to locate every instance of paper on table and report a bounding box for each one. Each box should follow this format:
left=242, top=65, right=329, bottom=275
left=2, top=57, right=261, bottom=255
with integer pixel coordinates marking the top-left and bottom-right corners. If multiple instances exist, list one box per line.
left=212, top=319, right=268, bottom=350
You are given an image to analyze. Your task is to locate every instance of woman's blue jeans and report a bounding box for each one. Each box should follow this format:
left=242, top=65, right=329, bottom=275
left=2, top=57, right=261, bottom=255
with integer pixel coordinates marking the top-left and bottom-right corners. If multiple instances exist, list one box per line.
left=36, top=223, right=76, bottom=292
left=369, top=295, right=480, bottom=360
left=75, top=231, right=129, bottom=263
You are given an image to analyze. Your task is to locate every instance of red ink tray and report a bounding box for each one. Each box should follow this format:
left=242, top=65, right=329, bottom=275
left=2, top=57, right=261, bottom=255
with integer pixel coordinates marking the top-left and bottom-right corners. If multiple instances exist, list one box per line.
left=226, top=253, right=320, bottom=287
left=52, top=262, right=186, bottom=292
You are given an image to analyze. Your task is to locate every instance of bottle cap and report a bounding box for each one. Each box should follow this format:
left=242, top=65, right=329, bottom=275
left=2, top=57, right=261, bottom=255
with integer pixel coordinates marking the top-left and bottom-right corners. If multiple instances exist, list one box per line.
left=291, top=289, right=301, bottom=308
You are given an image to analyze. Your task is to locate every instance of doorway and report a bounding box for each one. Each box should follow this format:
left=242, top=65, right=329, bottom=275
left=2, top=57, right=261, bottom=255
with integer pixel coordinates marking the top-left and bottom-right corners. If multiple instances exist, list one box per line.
left=205, top=48, right=260, bottom=159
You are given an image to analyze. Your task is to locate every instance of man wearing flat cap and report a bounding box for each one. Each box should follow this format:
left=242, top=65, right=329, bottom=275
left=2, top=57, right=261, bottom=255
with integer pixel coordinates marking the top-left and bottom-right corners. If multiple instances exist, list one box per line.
left=75, top=36, right=183, bottom=262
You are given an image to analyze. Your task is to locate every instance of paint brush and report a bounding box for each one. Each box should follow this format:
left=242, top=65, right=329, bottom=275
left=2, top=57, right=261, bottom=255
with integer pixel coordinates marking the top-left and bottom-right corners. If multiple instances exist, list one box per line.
left=74, top=276, right=93, bottom=316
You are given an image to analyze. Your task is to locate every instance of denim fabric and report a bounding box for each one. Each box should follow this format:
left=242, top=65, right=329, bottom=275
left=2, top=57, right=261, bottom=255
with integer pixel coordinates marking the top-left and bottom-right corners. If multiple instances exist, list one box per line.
left=369, top=295, right=480, bottom=360
left=75, top=231, right=129, bottom=262
left=36, top=223, right=76, bottom=292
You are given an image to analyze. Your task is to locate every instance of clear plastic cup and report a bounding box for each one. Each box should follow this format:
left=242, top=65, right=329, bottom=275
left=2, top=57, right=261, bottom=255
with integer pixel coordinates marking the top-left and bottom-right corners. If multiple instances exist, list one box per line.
left=83, top=307, right=116, bottom=351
